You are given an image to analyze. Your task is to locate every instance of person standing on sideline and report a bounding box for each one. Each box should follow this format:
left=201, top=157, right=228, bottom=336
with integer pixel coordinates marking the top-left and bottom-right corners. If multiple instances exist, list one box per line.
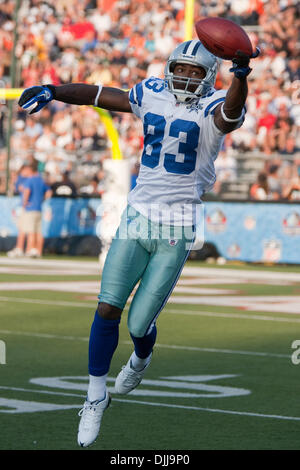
left=22, top=160, right=52, bottom=257
left=7, top=164, right=31, bottom=257
left=18, top=39, right=260, bottom=446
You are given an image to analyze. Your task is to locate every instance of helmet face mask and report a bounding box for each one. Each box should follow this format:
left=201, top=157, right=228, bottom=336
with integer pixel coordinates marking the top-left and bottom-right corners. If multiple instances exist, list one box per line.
left=165, top=40, right=219, bottom=102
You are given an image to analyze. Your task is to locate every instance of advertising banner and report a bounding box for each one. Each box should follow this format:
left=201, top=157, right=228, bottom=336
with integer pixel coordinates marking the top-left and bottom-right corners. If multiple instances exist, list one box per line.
left=1, top=197, right=299, bottom=264
left=204, top=202, right=300, bottom=263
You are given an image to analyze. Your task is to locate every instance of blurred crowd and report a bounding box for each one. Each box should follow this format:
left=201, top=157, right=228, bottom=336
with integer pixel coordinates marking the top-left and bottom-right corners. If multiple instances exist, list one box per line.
left=0, top=0, right=299, bottom=200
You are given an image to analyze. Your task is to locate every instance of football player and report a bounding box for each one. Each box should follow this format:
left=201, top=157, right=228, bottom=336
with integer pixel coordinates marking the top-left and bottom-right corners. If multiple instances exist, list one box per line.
left=19, top=39, right=259, bottom=447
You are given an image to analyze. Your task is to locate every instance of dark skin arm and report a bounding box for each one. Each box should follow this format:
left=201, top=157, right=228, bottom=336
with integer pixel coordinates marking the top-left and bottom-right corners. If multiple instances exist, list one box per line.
left=214, top=76, right=248, bottom=134
left=53, top=74, right=247, bottom=129
left=53, top=84, right=132, bottom=113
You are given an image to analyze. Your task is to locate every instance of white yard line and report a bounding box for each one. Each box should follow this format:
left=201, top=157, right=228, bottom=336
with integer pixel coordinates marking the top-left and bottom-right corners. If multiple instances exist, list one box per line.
left=164, top=308, right=300, bottom=323
left=0, top=282, right=237, bottom=295
left=0, top=329, right=89, bottom=342
left=123, top=341, right=290, bottom=359
left=166, top=296, right=300, bottom=315
left=0, top=328, right=290, bottom=358
left=0, top=295, right=300, bottom=322
left=0, top=264, right=295, bottom=286
left=115, top=398, right=300, bottom=421
left=1, top=278, right=300, bottom=314
left=1, top=257, right=300, bottom=281
left=0, top=258, right=99, bottom=270
left=0, top=267, right=99, bottom=276
left=0, top=295, right=95, bottom=307
left=0, top=280, right=237, bottom=295
left=0, top=281, right=100, bottom=292
left=0, top=385, right=299, bottom=422
left=172, top=286, right=239, bottom=294
left=177, top=278, right=293, bottom=286
left=182, top=266, right=300, bottom=282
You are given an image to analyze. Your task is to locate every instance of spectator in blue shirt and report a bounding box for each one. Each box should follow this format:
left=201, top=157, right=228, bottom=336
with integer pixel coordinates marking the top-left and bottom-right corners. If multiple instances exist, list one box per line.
left=7, top=164, right=31, bottom=258
left=22, top=160, right=52, bottom=258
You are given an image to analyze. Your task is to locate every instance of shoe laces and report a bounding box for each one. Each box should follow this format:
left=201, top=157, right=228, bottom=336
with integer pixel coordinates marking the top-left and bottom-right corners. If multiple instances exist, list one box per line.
left=121, top=363, right=143, bottom=384
left=78, top=401, right=102, bottom=426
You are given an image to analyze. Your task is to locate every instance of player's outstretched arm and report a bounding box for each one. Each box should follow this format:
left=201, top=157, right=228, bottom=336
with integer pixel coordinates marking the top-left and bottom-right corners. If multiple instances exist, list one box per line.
left=214, top=48, right=260, bottom=134
left=18, top=83, right=132, bottom=115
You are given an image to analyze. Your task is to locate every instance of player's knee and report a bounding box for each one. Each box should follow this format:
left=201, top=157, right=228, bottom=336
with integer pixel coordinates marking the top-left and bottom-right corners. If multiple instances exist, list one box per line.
left=97, top=302, right=122, bottom=320
left=128, top=320, right=146, bottom=338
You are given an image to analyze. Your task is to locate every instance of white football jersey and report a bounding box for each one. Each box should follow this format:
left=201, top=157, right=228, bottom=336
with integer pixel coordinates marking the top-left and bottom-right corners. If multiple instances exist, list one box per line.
left=128, top=76, right=244, bottom=225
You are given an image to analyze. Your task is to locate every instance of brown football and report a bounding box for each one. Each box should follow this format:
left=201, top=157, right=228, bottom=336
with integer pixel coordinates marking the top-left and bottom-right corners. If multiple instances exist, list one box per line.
left=195, top=17, right=253, bottom=60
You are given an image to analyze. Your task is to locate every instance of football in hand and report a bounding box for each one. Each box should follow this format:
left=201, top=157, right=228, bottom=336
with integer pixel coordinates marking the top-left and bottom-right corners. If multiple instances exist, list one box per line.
left=195, top=17, right=253, bottom=60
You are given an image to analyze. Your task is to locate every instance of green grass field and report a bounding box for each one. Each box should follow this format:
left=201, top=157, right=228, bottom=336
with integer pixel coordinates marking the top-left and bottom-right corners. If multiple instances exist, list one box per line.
left=0, top=255, right=300, bottom=451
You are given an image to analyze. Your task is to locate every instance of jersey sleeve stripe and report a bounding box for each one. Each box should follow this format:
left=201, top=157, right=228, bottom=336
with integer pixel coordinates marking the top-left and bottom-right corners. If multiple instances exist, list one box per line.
left=129, top=88, right=136, bottom=105
left=204, top=97, right=226, bottom=117
left=135, top=82, right=144, bottom=107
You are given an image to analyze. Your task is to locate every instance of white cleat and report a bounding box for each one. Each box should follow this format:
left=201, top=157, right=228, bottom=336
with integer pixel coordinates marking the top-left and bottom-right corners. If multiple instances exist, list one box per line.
left=114, top=354, right=152, bottom=394
left=77, top=392, right=111, bottom=447
left=7, top=247, right=24, bottom=258
left=25, top=248, right=41, bottom=258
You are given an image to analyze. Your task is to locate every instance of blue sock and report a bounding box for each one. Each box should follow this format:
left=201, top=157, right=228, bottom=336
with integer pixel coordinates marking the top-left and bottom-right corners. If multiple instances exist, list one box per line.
left=130, top=325, right=157, bottom=359
left=88, top=311, right=120, bottom=376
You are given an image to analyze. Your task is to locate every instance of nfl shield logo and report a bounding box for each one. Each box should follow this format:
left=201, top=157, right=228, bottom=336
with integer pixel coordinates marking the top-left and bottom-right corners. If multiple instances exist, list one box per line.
left=169, top=239, right=178, bottom=246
